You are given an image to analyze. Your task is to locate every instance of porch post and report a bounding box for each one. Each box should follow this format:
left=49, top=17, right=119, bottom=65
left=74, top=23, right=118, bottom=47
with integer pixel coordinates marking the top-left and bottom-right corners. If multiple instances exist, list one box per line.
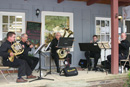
left=111, top=0, right=119, bottom=74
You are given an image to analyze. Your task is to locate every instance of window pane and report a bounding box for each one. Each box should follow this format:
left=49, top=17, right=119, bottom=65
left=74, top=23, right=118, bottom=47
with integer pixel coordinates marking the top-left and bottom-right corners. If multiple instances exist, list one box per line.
left=9, top=25, right=15, bottom=32
left=2, top=32, right=7, bottom=39
left=16, top=16, right=22, bottom=21
left=125, top=21, right=130, bottom=42
left=3, top=16, right=8, bottom=23
left=16, top=28, right=22, bottom=33
left=2, top=25, right=8, bottom=32
left=10, top=16, right=15, bottom=23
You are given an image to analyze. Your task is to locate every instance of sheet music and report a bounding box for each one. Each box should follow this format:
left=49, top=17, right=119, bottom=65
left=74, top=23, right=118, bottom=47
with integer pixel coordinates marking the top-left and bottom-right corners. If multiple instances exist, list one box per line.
left=97, top=41, right=110, bottom=49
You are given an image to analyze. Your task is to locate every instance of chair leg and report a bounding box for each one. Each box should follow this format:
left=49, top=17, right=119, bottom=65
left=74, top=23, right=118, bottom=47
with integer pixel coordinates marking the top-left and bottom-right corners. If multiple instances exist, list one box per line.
left=0, top=70, right=9, bottom=83
left=123, top=61, right=127, bottom=68
left=7, top=70, right=15, bottom=80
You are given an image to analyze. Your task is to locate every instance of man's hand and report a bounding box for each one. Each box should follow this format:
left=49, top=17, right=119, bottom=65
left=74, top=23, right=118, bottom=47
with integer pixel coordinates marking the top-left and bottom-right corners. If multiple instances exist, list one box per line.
left=118, top=40, right=121, bottom=44
left=10, top=52, right=14, bottom=57
left=22, top=45, right=25, bottom=48
left=30, top=44, right=33, bottom=48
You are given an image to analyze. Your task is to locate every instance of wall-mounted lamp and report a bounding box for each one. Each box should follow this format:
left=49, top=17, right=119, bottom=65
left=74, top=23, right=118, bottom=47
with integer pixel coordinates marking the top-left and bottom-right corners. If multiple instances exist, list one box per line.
left=36, top=9, right=40, bottom=18
left=115, top=13, right=123, bottom=20
left=118, top=15, right=123, bottom=20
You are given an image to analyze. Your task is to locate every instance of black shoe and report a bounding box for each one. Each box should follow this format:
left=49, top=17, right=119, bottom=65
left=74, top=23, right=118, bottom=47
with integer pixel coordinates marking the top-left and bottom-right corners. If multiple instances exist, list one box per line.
left=92, top=68, right=98, bottom=71
left=57, top=68, right=60, bottom=73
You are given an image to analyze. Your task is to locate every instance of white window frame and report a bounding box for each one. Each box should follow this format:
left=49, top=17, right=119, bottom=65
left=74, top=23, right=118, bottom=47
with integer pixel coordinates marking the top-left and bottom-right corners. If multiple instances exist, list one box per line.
left=123, top=19, right=130, bottom=33
left=41, top=11, right=73, bottom=51
left=95, top=17, right=111, bottom=42
left=0, top=12, right=25, bottom=40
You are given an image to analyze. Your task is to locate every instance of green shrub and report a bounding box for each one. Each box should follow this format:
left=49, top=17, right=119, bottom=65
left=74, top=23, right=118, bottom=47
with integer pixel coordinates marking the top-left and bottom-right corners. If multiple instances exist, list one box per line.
left=124, top=69, right=130, bottom=87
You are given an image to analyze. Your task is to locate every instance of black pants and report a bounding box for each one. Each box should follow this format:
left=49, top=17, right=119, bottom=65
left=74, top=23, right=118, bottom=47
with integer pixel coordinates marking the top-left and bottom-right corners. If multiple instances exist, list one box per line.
left=3, top=58, right=32, bottom=77
left=85, top=51, right=100, bottom=68
left=107, top=54, right=127, bottom=63
left=51, top=53, right=72, bottom=70
left=19, top=56, right=39, bottom=71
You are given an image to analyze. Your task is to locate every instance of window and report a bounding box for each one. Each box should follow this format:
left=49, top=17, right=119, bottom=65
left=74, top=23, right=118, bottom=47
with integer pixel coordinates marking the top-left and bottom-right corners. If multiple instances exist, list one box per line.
left=123, top=19, right=130, bottom=42
left=41, top=11, right=73, bottom=51
left=95, top=17, right=111, bottom=42
left=0, top=12, right=25, bottom=40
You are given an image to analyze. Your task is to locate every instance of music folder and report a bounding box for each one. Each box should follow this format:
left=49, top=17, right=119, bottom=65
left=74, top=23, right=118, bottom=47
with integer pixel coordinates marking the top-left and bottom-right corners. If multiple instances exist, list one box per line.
left=79, top=43, right=100, bottom=52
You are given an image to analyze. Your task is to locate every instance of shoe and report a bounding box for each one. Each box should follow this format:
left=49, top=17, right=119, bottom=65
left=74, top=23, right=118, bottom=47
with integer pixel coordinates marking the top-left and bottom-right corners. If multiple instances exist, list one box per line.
left=16, top=78, right=27, bottom=83
left=27, top=75, right=36, bottom=79
left=57, top=68, right=60, bottom=73
left=92, top=68, right=98, bottom=71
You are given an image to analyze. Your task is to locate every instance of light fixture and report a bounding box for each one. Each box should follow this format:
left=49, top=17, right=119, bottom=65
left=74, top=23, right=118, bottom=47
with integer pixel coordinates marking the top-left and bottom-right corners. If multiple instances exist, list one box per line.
left=118, top=15, right=123, bottom=20
left=36, top=9, right=40, bottom=18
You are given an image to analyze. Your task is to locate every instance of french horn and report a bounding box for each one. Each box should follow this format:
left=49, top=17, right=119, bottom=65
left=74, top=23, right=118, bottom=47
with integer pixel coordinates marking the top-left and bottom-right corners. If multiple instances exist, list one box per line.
left=8, top=42, right=24, bottom=62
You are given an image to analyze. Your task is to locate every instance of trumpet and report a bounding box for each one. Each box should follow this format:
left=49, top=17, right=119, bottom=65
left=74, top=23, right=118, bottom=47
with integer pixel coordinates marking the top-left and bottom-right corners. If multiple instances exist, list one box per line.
left=26, top=40, right=39, bottom=49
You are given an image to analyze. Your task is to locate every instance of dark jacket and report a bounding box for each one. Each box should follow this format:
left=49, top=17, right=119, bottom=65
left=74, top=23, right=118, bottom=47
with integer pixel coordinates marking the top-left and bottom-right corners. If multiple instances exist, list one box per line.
left=50, top=38, right=60, bottom=54
left=0, top=40, right=12, bottom=61
left=119, top=39, right=130, bottom=58
left=19, top=41, right=31, bottom=57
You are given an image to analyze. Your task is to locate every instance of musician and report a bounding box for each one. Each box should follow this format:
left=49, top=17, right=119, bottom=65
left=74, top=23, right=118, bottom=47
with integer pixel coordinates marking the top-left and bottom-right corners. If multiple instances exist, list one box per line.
left=19, top=33, right=39, bottom=71
left=0, top=32, right=36, bottom=83
left=107, top=33, right=130, bottom=62
left=51, top=32, right=72, bottom=73
left=84, top=35, right=100, bottom=71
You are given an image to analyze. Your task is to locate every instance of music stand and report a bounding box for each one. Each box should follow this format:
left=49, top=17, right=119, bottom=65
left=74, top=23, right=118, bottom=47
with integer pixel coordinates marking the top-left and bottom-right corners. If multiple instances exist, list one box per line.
left=97, top=42, right=110, bottom=60
left=29, top=44, right=54, bottom=82
left=79, top=43, right=100, bottom=52
left=44, top=42, right=53, bottom=77
left=57, top=37, right=74, bottom=48
left=79, top=43, right=101, bottom=73
left=97, top=42, right=111, bottom=74
left=58, top=37, right=74, bottom=66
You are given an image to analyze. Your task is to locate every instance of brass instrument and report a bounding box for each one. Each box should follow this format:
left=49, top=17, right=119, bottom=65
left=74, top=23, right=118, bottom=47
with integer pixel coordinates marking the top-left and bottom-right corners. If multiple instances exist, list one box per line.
left=8, top=42, right=24, bottom=62
left=26, top=40, right=39, bottom=49
left=57, top=28, right=73, bottom=59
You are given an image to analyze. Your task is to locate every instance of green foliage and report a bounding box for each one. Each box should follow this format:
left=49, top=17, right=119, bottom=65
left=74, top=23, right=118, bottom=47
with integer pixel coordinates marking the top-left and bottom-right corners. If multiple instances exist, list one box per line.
left=45, top=16, right=69, bottom=31
left=124, top=69, right=130, bottom=87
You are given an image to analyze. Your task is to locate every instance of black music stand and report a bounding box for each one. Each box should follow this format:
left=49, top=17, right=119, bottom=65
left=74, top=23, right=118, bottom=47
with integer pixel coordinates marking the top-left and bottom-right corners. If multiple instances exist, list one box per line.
left=58, top=37, right=74, bottom=48
left=79, top=43, right=101, bottom=73
left=79, top=43, right=100, bottom=52
left=58, top=37, right=74, bottom=67
left=45, top=38, right=74, bottom=77
left=29, top=44, right=54, bottom=82
left=44, top=42, right=53, bottom=77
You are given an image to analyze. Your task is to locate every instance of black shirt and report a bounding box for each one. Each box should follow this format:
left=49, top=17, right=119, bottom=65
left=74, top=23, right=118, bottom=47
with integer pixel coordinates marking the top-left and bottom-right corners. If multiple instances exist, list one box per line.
left=0, top=40, right=12, bottom=61
left=50, top=38, right=60, bottom=54
left=20, top=41, right=31, bottom=56
left=119, top=39, right=130, bottom=58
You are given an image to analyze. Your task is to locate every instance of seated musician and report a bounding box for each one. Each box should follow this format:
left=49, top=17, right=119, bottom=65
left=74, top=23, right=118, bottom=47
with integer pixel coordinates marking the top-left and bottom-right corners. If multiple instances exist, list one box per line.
left=84, top=35, right=101, bottom=70
left=50, top=32, right=72, bottom=73
left=0, top=32, right=36, bottom=83
left=107, top=33, right=130, bottom=63
left=19, top=33, right=39, bottom=71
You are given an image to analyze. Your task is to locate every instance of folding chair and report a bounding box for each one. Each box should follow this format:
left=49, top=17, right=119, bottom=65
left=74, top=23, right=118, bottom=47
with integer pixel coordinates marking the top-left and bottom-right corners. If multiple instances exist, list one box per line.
left=0, top=57, right=14, bottom=83
left=120, top=52, right=130, bottom=68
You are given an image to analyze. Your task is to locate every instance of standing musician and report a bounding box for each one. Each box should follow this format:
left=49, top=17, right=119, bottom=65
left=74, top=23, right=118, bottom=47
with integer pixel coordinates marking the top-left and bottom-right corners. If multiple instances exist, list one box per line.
left=51, top=32, right=72, bottom=73
left=0, top=32, right=36, bottom=83
left=84, top=35, right=101, bottom=71
left=19, top=33, right=39, bottom=71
